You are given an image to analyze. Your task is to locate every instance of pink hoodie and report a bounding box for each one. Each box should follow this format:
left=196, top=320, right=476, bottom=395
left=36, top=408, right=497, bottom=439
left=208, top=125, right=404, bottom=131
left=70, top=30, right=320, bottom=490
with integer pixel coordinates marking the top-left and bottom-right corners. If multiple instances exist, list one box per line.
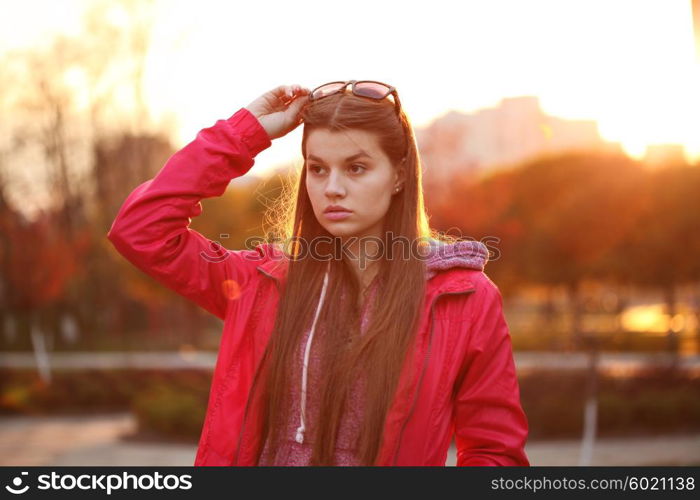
left=258, top=240, right=489, bottom=465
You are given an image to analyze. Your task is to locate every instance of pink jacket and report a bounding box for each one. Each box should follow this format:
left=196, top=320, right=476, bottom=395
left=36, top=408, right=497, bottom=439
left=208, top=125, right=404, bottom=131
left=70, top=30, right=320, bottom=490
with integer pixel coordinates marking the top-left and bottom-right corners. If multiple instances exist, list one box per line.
left=107, top=107, right=530, bottom=466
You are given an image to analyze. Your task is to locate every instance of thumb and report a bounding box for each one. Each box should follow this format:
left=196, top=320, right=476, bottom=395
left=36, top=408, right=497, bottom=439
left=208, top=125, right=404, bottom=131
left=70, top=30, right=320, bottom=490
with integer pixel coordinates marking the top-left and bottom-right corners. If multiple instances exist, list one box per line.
left=287, top=95, right=309, bottom=123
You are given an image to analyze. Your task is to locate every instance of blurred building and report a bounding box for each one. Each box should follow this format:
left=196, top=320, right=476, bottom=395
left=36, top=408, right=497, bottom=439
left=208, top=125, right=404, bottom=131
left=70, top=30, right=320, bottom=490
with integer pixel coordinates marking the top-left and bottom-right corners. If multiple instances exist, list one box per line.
left=415, top=95, right=623, bottom=187
left=643, top=143, right=689, bottom=168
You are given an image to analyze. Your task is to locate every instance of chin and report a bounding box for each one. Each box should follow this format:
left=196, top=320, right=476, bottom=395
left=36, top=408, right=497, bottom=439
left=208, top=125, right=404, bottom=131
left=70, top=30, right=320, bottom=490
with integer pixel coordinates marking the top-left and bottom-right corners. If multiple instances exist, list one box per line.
left=317, top=220, right=359, bottom=238
left=323, top=225, right=356, bottom=238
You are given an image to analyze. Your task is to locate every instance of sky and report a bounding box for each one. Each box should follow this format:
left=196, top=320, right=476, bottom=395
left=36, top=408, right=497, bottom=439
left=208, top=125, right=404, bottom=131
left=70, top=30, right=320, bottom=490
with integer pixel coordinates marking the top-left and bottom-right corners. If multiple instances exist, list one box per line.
left=1, top=0, right=699, bottom=177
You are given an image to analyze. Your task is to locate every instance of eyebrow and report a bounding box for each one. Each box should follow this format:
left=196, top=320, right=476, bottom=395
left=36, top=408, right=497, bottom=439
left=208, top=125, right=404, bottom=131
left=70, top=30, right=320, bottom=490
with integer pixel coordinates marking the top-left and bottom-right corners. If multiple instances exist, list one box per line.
left=306, top=151, right=372, bottom=162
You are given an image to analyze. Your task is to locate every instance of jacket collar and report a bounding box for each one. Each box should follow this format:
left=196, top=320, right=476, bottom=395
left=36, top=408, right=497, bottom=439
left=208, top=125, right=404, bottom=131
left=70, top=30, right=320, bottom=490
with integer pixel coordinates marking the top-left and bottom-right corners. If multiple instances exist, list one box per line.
left=256, top=257, right=476, bottom=295
left=256, top=238, right=486, bottom=295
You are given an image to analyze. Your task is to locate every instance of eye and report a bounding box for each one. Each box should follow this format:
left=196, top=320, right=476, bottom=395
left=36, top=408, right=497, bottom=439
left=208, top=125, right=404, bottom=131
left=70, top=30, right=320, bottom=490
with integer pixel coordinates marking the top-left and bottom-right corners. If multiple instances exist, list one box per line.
left=308, top=164, right=325, bottom=175
left=349, top=164, right=366, bottom=174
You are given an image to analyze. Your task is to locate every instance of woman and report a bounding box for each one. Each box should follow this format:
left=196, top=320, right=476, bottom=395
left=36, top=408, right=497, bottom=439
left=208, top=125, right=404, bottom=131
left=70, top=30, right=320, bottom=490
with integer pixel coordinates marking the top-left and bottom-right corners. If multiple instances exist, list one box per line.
left=107, top=81, right=529, bottom=466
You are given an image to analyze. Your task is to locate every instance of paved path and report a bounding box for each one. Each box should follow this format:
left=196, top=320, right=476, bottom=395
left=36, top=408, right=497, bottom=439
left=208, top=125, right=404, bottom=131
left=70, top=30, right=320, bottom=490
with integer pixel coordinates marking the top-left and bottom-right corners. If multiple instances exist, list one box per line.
left=1, top=351, right=699, bottom=372
left=0, top=413, right=193, bottom=467
left=1, top=413, right=698, bottom=466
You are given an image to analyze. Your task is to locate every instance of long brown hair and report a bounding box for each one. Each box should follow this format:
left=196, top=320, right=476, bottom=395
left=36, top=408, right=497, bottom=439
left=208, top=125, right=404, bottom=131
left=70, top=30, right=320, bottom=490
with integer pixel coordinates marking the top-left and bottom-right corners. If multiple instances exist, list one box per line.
left=255, top=90, right=438, bottom=465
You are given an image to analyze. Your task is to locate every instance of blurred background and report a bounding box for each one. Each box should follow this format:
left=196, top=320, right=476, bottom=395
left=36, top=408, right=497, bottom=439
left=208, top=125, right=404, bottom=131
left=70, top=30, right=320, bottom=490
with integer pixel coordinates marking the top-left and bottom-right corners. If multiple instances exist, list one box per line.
left=1, top=0, right=700, bottom=466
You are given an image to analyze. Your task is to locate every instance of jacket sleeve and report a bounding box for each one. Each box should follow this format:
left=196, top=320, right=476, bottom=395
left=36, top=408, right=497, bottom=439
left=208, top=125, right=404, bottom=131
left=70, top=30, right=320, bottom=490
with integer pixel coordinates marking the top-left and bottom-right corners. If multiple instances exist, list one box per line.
left=106, top=107, right=273, bottom=321
left=453, top=275, right=530, bottom=466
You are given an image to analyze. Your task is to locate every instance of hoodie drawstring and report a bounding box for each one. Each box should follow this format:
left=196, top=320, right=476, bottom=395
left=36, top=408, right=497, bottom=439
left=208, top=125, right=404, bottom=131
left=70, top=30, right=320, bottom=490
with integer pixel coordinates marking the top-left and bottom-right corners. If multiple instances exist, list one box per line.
left=295, top=265, right=330, bottom=444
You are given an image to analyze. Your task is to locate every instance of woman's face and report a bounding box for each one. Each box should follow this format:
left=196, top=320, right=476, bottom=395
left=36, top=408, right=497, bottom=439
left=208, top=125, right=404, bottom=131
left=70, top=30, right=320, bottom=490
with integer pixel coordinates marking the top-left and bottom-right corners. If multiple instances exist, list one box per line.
left=305, top=128, right=404, bottom=243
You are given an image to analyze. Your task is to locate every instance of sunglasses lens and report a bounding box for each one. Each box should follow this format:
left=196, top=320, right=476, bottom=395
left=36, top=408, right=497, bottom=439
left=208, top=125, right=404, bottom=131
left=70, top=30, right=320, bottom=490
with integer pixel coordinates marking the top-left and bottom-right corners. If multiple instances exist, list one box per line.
left=354, top=82, right=391, bottom=99
left=311, top=82, right=346, bottom=99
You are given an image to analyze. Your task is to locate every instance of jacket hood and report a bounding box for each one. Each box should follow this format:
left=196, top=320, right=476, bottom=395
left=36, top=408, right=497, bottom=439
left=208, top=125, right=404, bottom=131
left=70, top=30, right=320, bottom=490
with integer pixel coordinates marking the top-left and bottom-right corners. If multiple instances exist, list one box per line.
left=423, top=238, right=489, bottom=280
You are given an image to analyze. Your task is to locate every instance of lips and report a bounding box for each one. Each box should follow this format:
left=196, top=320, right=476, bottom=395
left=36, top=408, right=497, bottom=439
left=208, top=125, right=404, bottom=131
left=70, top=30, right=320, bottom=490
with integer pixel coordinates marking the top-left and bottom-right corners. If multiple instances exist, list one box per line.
left=323, top=207, right=352, bottom=221
left=324, top=206, right=352, bottom=214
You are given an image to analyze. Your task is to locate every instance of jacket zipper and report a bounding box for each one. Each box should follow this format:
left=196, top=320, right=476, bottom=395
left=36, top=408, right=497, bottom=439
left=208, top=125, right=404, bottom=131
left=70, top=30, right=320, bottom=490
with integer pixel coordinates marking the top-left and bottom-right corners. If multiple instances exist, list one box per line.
left=232, top=267, right=280, bottom=465
left=390, top=288, right=475, bottom=465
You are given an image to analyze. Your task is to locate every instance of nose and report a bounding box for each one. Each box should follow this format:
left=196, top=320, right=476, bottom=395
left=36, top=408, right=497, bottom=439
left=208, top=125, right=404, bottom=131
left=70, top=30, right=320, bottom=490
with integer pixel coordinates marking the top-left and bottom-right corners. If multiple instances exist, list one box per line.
left=324, top=169, right=346, bottom=198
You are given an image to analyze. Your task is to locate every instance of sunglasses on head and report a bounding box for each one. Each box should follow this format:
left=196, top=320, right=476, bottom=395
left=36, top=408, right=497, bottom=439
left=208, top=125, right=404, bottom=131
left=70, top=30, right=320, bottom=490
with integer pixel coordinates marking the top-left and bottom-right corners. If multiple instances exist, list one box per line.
left=308, top=80, right=402, bottom=115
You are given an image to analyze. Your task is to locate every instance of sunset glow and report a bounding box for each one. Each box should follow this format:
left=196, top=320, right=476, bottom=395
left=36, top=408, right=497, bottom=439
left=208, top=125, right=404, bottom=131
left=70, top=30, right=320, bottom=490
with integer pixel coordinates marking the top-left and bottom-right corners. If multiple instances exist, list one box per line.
left=1, top=0, right=699, bottom=174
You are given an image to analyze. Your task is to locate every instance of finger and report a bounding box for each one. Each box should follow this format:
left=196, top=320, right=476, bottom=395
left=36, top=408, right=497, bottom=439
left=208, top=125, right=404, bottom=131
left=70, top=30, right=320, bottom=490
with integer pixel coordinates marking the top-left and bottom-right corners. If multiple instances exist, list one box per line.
left=287, top=84, right=311, bottom=99
left=288, top=94, right=308, bottom=112
left=291, top=84, right=310, bottom=96
left=268, top=85, right=293, bottom=105
left=270, top=84, right=290, bottom=97
left=287, top=95, right=309, bottom=122
left=279, top=87, right=307, bottom=108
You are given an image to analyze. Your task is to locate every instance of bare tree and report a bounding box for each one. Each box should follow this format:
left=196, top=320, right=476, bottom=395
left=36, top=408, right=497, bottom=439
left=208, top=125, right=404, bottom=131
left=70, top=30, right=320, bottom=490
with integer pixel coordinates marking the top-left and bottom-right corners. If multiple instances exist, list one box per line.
left=0, top=0, right=162, bottom=358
